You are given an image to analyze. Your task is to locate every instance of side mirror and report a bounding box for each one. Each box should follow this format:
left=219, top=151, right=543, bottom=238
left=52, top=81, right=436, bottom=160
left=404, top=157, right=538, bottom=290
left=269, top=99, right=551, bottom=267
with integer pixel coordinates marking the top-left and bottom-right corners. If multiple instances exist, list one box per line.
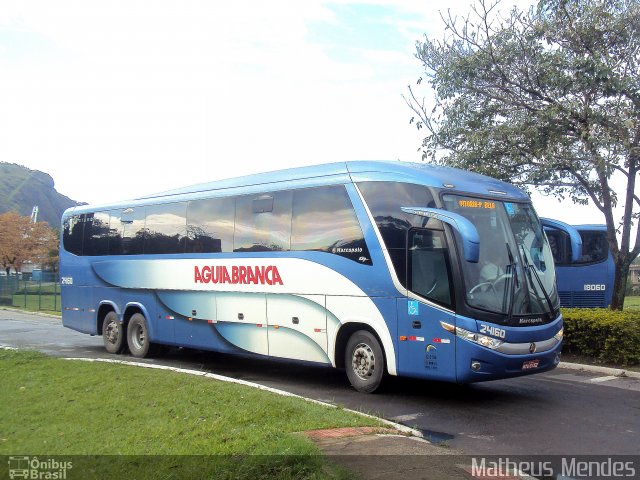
left=541, top=218, right=582, bottom=262
left=401, top=207, right=480, bottom=263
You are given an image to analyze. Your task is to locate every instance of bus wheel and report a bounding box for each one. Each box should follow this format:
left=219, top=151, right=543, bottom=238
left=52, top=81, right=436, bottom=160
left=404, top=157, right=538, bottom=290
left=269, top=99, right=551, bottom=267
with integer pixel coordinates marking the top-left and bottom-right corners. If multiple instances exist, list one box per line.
left=345, top=330, right=384, bottom=393
left=102, top=311, right=125, bottom=354
left=127, top=313, right=153, bottom=358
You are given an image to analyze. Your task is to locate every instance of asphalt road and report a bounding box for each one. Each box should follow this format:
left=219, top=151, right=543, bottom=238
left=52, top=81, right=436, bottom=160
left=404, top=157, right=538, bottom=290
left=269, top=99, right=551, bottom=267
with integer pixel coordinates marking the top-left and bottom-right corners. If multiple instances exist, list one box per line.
left=2, top=309, right=639, bottom=455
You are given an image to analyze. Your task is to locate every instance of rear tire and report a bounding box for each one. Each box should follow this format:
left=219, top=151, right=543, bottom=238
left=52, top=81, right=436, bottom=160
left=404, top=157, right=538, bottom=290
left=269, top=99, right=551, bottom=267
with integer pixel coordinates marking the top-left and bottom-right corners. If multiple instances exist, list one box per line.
left=127, top=313, right=154, bottom=358
left=345, top=330, right=385, bottom=393
left=102, top=311, right=125, bottom=354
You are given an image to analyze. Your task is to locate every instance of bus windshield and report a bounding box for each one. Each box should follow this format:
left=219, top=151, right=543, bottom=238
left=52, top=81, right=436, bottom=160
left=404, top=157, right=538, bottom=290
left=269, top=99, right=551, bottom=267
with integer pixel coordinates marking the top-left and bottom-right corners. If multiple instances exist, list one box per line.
left=443, top=195, right=559, bottom=318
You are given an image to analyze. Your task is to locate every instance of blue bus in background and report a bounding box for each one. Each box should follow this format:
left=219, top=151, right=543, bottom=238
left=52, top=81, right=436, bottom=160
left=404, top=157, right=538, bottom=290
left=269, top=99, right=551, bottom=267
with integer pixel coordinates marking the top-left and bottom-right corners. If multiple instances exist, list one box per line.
left=543, top=220, right=614, bottom=308
left=60, top=161, right=564, bottom=392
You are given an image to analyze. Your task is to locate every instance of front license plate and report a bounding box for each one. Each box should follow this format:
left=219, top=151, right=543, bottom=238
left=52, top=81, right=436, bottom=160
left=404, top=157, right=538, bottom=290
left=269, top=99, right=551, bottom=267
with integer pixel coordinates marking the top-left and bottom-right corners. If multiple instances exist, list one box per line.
left=522, top=359, right=540, bottom=370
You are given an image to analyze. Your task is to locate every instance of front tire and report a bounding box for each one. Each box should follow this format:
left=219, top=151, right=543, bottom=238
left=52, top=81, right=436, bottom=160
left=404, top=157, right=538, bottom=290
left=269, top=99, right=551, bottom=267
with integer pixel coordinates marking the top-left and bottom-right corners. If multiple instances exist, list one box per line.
left=127, top=313, right=154, bottom=358
left=345, top=330, right=385, bottom=393
left=102, top=311, right=125, bottom=354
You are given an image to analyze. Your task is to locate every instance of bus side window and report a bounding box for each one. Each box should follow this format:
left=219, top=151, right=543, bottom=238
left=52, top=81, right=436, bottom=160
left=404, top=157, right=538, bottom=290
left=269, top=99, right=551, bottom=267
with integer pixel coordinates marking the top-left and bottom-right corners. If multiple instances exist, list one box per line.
left=144, top=203, right=188, bottom=254
left=108, top=211, right=123, bottom=255
left=358, top=181, right=438, bottom=284
left=108, top=208, right=145, bottom=255
left=291, top=185, right=371, bottom=264
left=83, top=211, right=110, bottom=256
left=63, top=215, right=85, bottom=256
left=407, top=229, right=453, bottom=308
left=186, top=196, right=235, bottom=253
left=578, top=231, right=608, bottom=264
left=234, top=191, right=292, bottom=252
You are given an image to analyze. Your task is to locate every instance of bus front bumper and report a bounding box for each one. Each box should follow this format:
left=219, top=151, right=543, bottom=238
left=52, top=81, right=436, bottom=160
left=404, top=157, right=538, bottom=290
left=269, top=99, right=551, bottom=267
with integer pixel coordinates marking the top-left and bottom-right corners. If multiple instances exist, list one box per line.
left=455, top=336, right=563, bottom=383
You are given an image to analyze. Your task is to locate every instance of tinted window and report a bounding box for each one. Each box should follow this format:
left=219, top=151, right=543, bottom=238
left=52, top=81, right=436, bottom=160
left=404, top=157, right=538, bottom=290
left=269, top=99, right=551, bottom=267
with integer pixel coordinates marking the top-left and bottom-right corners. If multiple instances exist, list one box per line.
left=186, top=197, right=235, bottom=253
left=358, top=182, right=437, bottom=248
left=63, top=215, right=84, bottom=255
left=234, top=191, right=292, bottom=252
left=408, top=229, right=453, bottom=308
left=388, top=249, right=407, bottom=285
left=109, top=207, right=145, bottom=255
left=83, top=211, right=110, bottom=256
left=108, top=211, right=123, bottom=255
left=144, top=203, right=187, bottom=254
left=358, top=182, right=439, bottom=283
left=545, top=229, right=569, bottom=265
left=577, top=231, right=608, bottom=264
left=291, top=185, right=371, bottom=264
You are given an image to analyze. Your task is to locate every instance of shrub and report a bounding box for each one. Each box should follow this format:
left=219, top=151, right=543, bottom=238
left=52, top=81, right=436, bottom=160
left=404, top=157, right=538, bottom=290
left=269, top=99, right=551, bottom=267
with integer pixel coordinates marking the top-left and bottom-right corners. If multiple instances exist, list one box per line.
left=562, top=308, right=640, bottom=366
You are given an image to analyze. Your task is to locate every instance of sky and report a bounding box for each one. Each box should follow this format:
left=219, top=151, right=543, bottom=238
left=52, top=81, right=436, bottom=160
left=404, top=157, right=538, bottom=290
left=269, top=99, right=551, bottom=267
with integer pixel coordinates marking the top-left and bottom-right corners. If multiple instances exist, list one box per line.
left=0, top=0, right=615, bottom=227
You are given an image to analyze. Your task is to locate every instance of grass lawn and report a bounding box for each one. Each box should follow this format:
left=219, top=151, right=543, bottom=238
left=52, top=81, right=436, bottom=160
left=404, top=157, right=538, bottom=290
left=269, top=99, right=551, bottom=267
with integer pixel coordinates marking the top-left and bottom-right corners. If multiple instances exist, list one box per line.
left=0, top=349, right=379, bottom=479
left=11, top=293, right=61, bottom=313
left=625, top=296, right=640, bottom=311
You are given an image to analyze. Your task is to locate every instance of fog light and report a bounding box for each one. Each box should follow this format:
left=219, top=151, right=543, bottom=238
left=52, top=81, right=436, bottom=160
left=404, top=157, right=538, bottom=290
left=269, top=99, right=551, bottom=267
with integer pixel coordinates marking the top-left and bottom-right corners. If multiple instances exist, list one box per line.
left=471, top=361, right=481, bottom=372
left=554, top=354, right=561, bottom=365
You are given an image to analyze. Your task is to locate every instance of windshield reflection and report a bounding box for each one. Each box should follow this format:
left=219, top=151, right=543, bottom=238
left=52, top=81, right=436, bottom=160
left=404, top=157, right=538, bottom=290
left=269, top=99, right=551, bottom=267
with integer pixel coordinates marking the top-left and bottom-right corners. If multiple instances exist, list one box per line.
left=442, top=195, right=559, bottom=318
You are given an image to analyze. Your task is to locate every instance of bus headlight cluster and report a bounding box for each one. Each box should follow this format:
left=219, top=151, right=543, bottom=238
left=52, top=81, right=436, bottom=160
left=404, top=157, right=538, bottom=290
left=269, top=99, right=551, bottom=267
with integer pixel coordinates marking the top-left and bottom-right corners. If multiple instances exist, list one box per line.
left=554, top=327, right=564, bottom=341
left=454, top=325, right=504, bottom=350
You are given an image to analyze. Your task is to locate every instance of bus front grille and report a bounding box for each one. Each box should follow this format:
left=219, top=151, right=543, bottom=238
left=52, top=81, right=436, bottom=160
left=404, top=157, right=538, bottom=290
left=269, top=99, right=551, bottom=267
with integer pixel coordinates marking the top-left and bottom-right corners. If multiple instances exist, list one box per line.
left=559, top=291, right=605, bottom=308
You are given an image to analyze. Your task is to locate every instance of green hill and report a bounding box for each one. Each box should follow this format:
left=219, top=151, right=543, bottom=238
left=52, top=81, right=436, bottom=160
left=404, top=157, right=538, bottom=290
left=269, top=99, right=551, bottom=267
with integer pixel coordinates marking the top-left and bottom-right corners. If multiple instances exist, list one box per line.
left=0, top=162, right=82, bottom=228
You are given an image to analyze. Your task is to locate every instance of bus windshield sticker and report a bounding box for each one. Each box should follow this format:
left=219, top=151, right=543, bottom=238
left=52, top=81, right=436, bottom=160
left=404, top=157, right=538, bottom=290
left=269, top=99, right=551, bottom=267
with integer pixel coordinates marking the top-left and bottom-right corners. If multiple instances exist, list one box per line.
left=504, top=202, right=515, bottom=216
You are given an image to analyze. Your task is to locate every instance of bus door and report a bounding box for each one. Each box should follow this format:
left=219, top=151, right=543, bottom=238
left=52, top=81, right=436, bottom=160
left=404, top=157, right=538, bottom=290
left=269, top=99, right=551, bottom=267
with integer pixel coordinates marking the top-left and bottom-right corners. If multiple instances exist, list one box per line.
left=396, top=228, right=457, bottom=382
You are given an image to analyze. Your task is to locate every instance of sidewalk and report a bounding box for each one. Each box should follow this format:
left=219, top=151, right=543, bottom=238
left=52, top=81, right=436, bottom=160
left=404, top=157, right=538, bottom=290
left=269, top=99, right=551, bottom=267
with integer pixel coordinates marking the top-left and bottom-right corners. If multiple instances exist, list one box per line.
left=303, top=427, right=470, bottom=480
left=302, top=427, right=548, bottom=480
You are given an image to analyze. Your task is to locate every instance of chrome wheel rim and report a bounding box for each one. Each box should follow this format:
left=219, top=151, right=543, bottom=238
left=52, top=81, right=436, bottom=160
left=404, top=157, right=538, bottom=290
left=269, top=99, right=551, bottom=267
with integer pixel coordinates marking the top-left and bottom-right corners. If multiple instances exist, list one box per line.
left=131, top=323, right=145, bottom=350
left=352, top=342, right=375, bottom=380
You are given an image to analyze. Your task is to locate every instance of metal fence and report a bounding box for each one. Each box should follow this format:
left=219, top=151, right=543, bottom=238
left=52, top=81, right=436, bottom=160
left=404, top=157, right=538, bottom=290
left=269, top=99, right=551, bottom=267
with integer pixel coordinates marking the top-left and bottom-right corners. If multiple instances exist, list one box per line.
left=0, top=273, right=61, bottom=313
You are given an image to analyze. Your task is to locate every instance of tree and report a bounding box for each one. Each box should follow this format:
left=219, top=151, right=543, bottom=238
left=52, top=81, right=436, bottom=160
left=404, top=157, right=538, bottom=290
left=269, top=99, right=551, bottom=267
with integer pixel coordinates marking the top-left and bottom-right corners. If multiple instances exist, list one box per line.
left=41, top=228, right=60, bottom=273
left=405, top=0, right=640, bottom=310
left=0, top=212, right=58, bottom=274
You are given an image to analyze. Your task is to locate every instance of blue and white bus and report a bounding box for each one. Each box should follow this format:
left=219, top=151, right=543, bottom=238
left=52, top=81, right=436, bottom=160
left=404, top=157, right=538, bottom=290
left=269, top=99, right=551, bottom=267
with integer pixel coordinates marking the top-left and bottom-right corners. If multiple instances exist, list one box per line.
left=542, top=221, right=614, bottom=308
left=60, top=161, right=564, bottom=392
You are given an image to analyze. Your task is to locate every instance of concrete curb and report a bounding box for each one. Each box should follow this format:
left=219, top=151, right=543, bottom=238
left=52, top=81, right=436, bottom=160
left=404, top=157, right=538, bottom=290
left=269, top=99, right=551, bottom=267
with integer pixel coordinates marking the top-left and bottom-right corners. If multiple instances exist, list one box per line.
left=61, top=356, right=427, bottom=440
left=558, top=361, right=640, bottom=379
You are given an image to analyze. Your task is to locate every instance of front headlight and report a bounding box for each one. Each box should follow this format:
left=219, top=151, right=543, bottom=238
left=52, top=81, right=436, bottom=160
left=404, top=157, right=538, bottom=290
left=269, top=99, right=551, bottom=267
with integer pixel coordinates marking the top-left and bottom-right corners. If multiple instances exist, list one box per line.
left=454, top=326, right=504, bottom=350
left=554, top=327, right=564, bottom=341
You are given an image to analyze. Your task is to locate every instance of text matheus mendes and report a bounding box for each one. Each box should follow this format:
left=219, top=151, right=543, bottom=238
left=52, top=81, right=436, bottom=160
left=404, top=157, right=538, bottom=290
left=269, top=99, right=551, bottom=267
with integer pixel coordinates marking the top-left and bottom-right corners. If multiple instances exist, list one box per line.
left=194, top=265, right=283, bottom=286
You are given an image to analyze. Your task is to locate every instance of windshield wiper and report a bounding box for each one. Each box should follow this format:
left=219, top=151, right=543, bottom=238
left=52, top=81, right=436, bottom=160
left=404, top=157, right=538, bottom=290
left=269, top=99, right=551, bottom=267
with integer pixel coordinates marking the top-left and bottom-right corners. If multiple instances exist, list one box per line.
left=503, top=243, right=518, bottom=320
left=520, top=245, right=555, bottom=315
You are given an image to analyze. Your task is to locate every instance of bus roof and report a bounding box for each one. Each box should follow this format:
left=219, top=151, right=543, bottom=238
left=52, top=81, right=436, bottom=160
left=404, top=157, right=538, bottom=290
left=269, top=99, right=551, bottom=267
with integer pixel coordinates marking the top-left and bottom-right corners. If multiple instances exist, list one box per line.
left=65, top=160, right=529, bottom=216
left=142, top=161, right=527, bottom=200
left=572, top=224, right=607, bottom=231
